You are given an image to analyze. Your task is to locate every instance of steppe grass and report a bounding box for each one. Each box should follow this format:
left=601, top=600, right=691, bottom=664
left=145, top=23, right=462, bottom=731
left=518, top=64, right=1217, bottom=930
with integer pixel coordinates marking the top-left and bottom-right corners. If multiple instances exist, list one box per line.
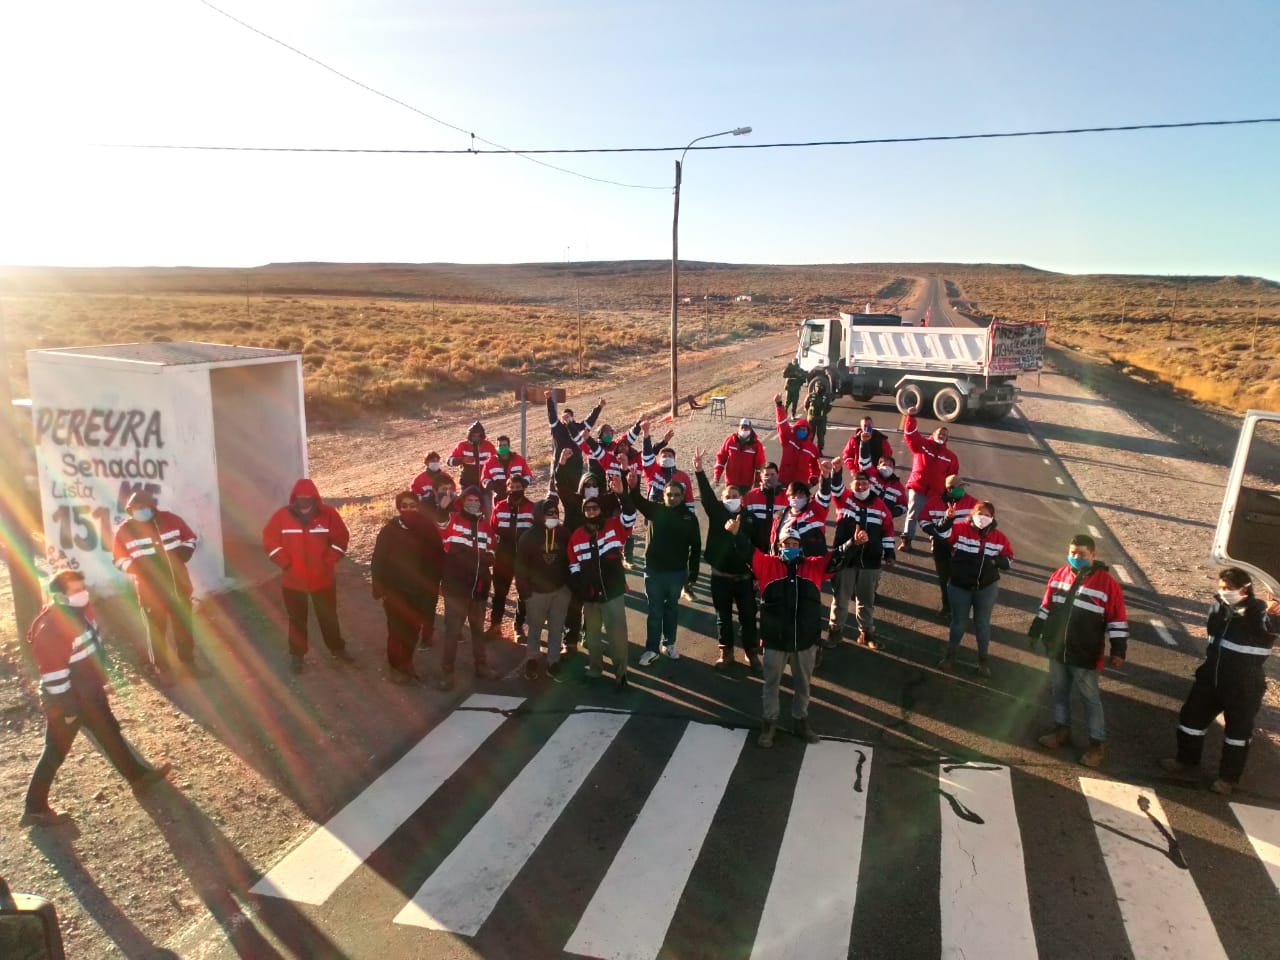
left=945, top=266, right=1280, bottom=412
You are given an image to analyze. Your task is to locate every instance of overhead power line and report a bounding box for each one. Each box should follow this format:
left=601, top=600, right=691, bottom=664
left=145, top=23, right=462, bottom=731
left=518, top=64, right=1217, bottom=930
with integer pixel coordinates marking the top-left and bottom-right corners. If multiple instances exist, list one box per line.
left=97, top=115, right=1280, bottom=155
left=193, top=0, right=664, bottom=189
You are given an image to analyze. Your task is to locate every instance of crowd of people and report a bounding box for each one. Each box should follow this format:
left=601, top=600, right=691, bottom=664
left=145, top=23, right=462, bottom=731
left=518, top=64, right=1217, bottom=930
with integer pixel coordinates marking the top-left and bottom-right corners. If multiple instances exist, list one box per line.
left=20, top=382, right=1280, bottom=827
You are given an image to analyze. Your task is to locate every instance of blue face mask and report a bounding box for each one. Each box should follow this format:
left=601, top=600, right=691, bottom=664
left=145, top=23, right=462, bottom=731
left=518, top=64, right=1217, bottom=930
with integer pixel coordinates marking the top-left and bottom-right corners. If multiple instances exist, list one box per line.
left=795, top=429, right=809, bottom=440
left=1067, top=554, right=1090, bottom=572
left=133, top=508, right=154, bottom=522
left=780, top=546, right=802, bottom=562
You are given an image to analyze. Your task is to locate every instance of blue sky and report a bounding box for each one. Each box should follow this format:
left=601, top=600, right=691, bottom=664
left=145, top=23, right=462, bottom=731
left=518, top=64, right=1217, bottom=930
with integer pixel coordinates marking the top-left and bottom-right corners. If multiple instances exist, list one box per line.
left=1, top=0, right=1277, bottom=278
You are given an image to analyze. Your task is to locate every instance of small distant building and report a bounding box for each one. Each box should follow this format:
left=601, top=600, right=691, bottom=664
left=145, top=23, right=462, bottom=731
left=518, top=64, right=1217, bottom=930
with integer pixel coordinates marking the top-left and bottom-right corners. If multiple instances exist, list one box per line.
left=736, top=294, right=754, bottom=303
left=681, top=296, right=694, bottom=305
left=25, top=341, right=307, bottom=597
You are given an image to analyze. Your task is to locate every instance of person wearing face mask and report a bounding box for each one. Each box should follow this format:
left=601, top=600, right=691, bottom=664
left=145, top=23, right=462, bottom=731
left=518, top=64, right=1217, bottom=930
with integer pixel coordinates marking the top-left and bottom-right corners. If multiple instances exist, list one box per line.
left=1029, top=534, right=1128, bottom=768
left=488, top=474, right=535, bottom=640
left=640, top=434, right=695, bottom=512
left=918, top=475, right=979, bottom=620
left=1161, top=569, right=1280, bottom=795
left=371, top=492, right=438, bottom=685
left=111, top=489, right=200, bottom=684
left=803, top=380, right=833, bottom=453
left=568, top=479, right=637, bottom=690
left=411, top=451, right=455, bottom=505
left=869, top=456, right=908, bottom=518
left=481, top=434, right=532, bottom=504
left=772, top=393, right=821, bottom=488
left=628, top=468, right=702, bottom=665
left=930, top=500, right=1013, bottom=676
left=554, top=460, right=624, bottom=653
left=263, top=478, right=355, bottom=674
left=693, top=448, right=760, bottom=672
left=447, top=421, right=499, bottom=494
left=770, top=471, right=832, bottom=559
left=840, top=417, right=894, bottom=479
left=434, top=486, right=500, bottom=690
left=714, top=418, right=767, bottom=492
left=825, top=468, right=896, bottom=651
left=900, top=405, right=960, bottom=552
left=782, top=359, right=806, bottom=418
left=743, top=462, right=788, bottom=554
left=728, top=517, right=853, bottom=747
left=515, top=496, right=573, bottom=679
left=22, top=570, right=172, bottom=827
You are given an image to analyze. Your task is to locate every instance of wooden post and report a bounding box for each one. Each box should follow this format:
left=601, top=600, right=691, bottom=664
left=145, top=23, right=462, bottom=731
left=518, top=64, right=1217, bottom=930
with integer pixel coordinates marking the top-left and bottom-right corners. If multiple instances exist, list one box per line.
left=1253, top=299, right=1262, bottom=351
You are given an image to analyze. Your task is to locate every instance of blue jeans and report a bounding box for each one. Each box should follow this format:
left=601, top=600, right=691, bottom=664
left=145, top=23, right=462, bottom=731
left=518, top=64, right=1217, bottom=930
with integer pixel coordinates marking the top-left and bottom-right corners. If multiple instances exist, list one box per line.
left=947, top=581, right=998, bottom=657
left=1049, top=658, right=1106, bottom=742
left=644, top=570, right=687, bottom=653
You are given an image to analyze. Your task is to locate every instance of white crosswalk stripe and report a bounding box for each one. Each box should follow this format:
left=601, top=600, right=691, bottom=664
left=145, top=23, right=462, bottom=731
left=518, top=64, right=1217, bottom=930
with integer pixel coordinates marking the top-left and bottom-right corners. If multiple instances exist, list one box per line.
left=250, top=709, right=1280, bottom=959
left=1080, top=777, right=1228, bottom=960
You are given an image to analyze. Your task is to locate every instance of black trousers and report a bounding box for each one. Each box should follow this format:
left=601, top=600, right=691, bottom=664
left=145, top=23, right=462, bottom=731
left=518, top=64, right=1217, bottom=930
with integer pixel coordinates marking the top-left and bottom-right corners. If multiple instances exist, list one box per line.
left=1176, top=663, right=1266, bottom=783
left=25, top=693, right=149, bottom=813
left=282, top=586, right=345, bottom=656
left=441, top=588, right=489, bottom=675
left=710, top=574, right=758, bottom=652
left=139, top=589, right=195, bottom=668
left=383, top=592, right=421, bottom=673
left=932, top=549, right=952, bottom=609
left=490, top=550, right=526, bottom=632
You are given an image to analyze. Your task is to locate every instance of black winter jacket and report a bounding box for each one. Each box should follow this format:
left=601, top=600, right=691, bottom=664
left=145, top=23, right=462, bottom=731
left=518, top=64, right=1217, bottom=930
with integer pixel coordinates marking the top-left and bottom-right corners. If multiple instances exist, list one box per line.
left=695, top=469, right=752, bottom=575
left=1199, top=596, right=1275, bottom=684
left=371, top=515, right=441, bottom=599
left=515, top=516, right=571, bottom=595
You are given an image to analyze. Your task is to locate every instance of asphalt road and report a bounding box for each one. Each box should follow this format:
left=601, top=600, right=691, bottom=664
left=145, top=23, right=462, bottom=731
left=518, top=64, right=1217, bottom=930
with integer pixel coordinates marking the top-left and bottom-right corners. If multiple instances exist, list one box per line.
left=184, top=281, right=1280, bottom=960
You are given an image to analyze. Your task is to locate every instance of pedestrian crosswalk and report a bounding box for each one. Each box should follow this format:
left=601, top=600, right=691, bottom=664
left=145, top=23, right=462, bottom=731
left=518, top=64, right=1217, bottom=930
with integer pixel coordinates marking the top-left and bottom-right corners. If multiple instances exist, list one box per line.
left=252, top=695, right=1280, bottom=959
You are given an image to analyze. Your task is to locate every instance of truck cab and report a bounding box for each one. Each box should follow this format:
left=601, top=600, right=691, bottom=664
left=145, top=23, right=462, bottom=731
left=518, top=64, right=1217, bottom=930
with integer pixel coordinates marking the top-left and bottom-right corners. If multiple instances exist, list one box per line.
left=795, top=313, right=904, bottom=375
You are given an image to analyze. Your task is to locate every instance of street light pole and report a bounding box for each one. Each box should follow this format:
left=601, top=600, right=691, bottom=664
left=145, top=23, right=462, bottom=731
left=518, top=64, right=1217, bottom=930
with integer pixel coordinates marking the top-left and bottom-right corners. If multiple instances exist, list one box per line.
left=670, top=125, right=751, bottom=420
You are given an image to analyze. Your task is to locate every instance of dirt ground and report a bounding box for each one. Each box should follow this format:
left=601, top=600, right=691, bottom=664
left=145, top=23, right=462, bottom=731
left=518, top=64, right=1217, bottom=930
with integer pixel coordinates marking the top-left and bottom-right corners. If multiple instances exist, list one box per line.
left=0, top=326, right=1274, bottom=959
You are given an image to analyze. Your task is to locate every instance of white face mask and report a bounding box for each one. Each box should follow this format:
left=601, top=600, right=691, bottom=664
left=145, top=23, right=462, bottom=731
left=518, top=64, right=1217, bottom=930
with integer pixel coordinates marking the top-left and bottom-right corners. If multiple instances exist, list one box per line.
left=852, top=487, right=870, bottom=501
left=738, top=429, right=751, bottom=440
left=878, top=466, right=894, bottom=478
left=1219, top=588, right=1246, bottom=605
left=660, top=457, right=676, bottom=469
left=66, top=590, right=91, bottom=608
left=426, top=461, right=441, bottom=472
left=544, top=517, right=560, bottom=529
left=972, top=513, right=994, bottom=530
left=790, top=496, right=808, bottom=511
left=723, top=498, right=741, bottom=513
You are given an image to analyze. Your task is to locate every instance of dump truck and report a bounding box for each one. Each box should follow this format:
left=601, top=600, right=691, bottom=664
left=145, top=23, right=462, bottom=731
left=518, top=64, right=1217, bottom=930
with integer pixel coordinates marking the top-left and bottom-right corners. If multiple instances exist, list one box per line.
left=793, top=312, right=1047, bottom=422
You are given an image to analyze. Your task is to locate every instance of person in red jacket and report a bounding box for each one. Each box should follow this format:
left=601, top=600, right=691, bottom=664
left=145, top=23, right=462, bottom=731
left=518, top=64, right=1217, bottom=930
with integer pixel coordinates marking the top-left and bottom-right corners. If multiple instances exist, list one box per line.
left=772, top=393, right=820, bottom=487
left=900, top=405, right=959, bottom=550
left=111, top=489, right=199, bottom=683
left=262, top=478, right=355, bottom=674
left=410, top=451, right=455, bottom=504
left=22, top=570, right=171, bottom=827
left=918, top=475, right=979, bottom=619
left=481, top=435, right=532, bottom=502
left=488, top=473, right=535, bottom=639
left=714, top=418, right=767, bottom=490
left=840, top=416, right=894, bottom=477
left=1029, top=534, right=1128, bottom=768
left=447, top=421, right=498, bottom=493
left=870, top=455, right=908, bottom=519
left=928, top=500, right=1014, bottom=676
left=435, top=485, right=501, bottom=690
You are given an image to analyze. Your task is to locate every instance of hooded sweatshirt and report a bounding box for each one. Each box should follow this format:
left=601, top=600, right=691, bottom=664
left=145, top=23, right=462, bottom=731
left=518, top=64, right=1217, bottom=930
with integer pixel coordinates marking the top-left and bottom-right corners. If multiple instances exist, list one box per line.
left=262, top=478, right=350, bottom=591
left=774, top=401, right=820, bottom=486
left=447, top=421, right=498, bottom=489
left=515, top=500, right=571, bottom=595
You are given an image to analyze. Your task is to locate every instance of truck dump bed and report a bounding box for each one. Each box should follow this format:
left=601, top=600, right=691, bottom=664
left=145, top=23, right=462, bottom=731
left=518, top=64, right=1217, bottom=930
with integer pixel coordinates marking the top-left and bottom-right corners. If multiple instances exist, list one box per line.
left=846, top=326, right=990, bottom=373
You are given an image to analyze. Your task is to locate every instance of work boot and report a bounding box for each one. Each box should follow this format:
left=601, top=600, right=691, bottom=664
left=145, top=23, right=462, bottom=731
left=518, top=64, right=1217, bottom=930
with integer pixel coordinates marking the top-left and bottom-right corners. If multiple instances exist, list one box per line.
left=820, top=629, right=839, bottom=650
left=1037, top=725, right=1071, bottom=750
left=132, top=762, right=173, bottom=795
left=938, top=651, right=956, bottom=673
left=898, top=537, right=912, bottom=553
left=1209, top=779, right=1235, bottom=796
left=856, top=630, right=880, bottom=651
left=1159, top=757, right=1198, bottom=777
left=757, top=720, right=777, bottom=749
left=793, top=718, right=820, bottom=745
left=975, top=656, right=991, bottom=678
left=1080, top=740, right=1106, bottom=768
left=744, top=649, right=761, bottom=674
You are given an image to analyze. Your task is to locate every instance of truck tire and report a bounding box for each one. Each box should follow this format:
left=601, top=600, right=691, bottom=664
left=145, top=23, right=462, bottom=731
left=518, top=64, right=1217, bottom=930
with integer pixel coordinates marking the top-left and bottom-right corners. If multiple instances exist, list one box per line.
left=807, top=371, right=833, bottom=397
left=932, top=386, right=966, bottom=423
left=895, top=383, right=924, bottom=416
left=978, top=402, right=1014, bottom=420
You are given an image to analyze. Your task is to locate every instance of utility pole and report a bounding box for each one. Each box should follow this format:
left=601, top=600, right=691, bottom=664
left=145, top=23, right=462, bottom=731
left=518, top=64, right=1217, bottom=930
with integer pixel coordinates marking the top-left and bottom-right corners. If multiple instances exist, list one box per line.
left=576, top=284, right=583, bottom=377
left=1253, top=298, right=1262, bottom=351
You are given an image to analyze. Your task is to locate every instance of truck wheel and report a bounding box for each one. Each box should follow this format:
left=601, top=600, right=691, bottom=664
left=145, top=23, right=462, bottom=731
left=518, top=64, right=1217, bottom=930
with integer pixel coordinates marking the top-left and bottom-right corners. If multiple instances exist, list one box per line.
left=807, top=371, right=832, bottom=396
left=895, top=383, right=923, bottom=416
left=979, top=402, right=1014, bottom=420
left=854, top=394, right=874, bottom=403
left=932, top=386, right=967, bottom=423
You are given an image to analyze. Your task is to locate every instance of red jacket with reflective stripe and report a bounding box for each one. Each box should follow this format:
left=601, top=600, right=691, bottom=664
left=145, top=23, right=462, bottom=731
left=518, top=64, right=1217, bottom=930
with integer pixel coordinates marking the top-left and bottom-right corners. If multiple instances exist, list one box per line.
left=112, top=510, right=197, bottom=601
left=27, top=602, right=108, bottom=714
left=262, top=479, right=350, bottom=592
left=902, top=413, right=959, bottom=495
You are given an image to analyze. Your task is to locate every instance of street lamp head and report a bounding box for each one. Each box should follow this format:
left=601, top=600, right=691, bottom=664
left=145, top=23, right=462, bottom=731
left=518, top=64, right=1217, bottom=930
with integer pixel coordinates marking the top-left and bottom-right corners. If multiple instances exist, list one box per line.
left=732, top=126, right=752, bottom=136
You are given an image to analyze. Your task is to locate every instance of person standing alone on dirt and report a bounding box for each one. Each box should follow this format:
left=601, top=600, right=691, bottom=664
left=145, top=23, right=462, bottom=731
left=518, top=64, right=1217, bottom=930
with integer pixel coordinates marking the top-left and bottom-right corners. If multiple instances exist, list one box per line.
left=21, top=570, right=171, bottom=827
left=111, top=489, right=200, bottom=684
left=262, top=478, right=356, bottom=674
